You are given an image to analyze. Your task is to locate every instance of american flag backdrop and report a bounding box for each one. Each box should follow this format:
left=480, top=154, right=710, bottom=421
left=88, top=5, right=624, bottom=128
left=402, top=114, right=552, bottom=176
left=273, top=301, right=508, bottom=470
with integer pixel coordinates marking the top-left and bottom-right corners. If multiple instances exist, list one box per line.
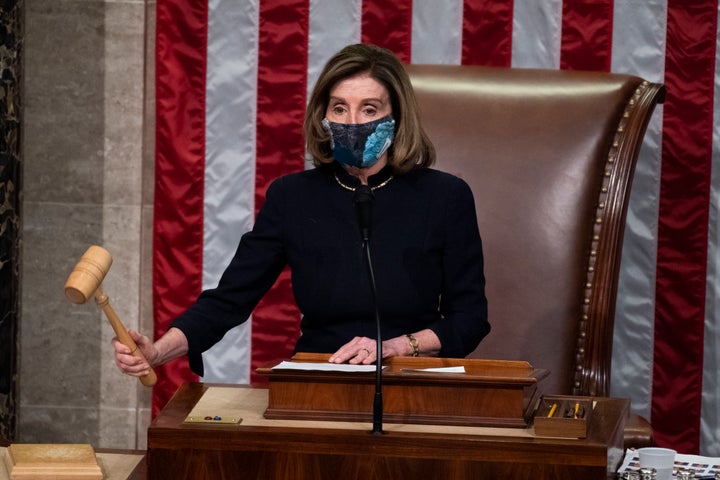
left=152, top=0, right=720, bottom=455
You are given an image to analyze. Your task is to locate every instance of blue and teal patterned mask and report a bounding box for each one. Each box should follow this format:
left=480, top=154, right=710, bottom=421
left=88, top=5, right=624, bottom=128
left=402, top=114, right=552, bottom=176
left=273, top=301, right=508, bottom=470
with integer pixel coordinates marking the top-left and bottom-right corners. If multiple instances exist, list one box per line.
left=322, top=115, right=395, bottom=169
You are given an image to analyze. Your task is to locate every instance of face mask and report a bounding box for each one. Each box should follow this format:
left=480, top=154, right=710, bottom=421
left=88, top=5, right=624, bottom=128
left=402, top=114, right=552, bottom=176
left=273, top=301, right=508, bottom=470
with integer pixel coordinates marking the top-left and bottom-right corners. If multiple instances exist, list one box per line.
left=322, top=115, right=395, bottom=169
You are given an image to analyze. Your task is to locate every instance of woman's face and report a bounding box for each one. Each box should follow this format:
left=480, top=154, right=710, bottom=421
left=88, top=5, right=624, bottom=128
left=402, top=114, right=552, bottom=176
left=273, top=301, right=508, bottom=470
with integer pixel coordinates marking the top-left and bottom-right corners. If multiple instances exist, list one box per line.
left=325, top=72, right=392, bottom=125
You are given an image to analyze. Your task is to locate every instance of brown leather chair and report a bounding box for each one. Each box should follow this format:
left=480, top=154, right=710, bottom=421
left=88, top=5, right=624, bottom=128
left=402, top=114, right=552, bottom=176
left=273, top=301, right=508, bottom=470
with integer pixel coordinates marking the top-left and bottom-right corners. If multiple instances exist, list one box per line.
left=407, top=64, right=665, bottom=447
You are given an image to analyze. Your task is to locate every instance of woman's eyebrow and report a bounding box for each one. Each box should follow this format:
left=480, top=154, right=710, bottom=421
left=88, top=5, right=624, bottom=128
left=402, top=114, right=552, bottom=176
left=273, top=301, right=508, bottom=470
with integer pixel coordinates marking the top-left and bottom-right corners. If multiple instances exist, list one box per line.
left=328, top=95, right=387, bottom=104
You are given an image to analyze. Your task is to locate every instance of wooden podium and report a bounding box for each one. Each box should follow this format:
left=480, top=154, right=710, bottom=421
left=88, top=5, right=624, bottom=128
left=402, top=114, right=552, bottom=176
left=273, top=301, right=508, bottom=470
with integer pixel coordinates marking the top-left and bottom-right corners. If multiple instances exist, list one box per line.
left=258, top=354, right=548, bottom=428
left=144, top=356, right=629, bottom=480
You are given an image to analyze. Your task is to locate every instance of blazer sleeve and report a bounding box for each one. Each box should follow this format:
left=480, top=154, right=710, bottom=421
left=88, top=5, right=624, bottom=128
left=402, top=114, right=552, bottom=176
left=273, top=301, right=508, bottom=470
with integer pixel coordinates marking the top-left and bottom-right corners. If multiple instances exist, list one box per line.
left=428, top=176, right=490, bottom=357
left=170, top=177, right=289, bottom=376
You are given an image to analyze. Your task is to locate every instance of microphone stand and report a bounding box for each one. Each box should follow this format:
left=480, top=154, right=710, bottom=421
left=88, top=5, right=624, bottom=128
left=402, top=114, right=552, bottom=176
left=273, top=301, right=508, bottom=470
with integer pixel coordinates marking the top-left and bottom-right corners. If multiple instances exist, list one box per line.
left=363, top=236, right=383, bottom=435
left=353, top=185, right=384, bottom=435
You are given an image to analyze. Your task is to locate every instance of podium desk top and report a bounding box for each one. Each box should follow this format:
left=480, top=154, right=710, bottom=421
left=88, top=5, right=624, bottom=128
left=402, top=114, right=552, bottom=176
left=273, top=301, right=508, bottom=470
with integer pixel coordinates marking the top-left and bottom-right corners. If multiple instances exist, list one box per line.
left=152, top=382, right=628, bottom=441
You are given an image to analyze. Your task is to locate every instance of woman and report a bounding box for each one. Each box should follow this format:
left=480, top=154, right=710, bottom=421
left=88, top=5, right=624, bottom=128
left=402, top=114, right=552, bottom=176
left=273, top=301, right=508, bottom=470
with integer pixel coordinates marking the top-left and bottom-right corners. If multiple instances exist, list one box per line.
left=114, top=44, right=489, bottom=379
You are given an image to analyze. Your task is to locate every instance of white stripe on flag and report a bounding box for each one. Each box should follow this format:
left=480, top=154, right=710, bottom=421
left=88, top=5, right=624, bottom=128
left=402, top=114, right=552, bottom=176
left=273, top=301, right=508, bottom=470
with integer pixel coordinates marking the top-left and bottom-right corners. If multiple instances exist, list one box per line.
left=701, top=3, right=720, bottom=455
left=511, top=0, right=562, bottom=69
left=308, top=0, right=361, bottom=89
left=308, top=0, right=361, bottom=168
left=610, top=0, right=668, bottom=424
left=201, top=0, right=260, bottom=384
left=411, top=0, right=463, bottom=65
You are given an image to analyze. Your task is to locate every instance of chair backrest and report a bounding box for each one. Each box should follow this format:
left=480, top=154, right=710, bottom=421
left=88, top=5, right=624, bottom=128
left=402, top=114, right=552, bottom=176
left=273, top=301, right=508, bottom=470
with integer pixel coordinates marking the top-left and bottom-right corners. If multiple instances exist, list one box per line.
left=407, top=65, right=664, bottom=397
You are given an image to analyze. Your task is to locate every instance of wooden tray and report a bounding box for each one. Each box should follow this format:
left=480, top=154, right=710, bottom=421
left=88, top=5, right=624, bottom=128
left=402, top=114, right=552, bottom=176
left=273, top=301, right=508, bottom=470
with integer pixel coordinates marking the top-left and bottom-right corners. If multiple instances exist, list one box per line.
left=533, top=395, right=592, bottom=438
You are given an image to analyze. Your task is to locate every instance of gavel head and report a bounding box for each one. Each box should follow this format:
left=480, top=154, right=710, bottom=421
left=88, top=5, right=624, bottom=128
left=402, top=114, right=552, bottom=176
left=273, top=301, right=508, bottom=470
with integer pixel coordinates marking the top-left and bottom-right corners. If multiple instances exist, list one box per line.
left=64, top=245, right=113, bottom=304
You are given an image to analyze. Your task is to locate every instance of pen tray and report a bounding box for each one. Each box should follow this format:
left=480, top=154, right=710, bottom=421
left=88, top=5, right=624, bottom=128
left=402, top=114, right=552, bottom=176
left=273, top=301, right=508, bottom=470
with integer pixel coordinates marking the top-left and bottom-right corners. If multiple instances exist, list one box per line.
left=533, top=395, right=591, bottom=438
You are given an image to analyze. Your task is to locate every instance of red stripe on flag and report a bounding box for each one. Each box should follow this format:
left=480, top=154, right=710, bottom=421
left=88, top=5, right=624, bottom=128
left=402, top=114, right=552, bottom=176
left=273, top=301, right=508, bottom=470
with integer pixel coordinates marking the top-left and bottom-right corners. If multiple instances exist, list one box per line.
left=560, top=0, right=614, bottom=72
left=361, top=0, right=413, bottom=62
left=652, top=0, right=718, bottom=454
left=461, top=0, right=514, bottom=67
left=152, top=0, right=206, bottom=415
left=250, top=0, right=308, bottom=385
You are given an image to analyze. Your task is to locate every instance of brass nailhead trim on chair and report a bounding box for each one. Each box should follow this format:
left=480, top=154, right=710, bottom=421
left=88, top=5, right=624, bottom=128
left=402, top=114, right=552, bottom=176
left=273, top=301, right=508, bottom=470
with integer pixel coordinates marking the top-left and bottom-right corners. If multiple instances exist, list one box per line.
left=573, top=80, right=652, bottom=395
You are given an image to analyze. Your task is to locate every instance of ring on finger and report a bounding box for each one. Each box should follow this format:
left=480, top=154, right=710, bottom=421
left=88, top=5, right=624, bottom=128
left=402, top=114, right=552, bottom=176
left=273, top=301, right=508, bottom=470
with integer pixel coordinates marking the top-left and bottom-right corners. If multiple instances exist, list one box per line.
left=361, top=348, right=370, bottom=355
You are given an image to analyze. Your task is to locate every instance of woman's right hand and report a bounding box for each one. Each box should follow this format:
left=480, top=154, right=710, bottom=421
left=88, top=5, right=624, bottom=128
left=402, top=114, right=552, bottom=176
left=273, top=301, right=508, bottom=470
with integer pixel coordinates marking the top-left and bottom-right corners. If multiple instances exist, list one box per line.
left=112, top=329, right=156, bottom=378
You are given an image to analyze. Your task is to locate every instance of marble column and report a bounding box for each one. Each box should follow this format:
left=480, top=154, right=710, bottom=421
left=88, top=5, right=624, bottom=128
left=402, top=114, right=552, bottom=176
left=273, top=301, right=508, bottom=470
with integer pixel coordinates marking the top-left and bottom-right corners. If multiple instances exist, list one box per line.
left=0, top=0, right=22, bottom=444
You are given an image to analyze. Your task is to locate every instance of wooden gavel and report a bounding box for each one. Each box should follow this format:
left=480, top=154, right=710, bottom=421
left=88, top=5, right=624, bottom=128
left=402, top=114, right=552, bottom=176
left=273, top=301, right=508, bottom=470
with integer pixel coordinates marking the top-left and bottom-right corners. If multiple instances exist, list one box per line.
left=64, top=245, right=157, bottom=387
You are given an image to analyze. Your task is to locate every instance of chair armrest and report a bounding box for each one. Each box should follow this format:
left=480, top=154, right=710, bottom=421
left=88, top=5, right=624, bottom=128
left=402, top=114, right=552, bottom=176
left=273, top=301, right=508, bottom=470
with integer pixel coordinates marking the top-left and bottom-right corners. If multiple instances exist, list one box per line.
left=624, top=413, right=653, bottom=449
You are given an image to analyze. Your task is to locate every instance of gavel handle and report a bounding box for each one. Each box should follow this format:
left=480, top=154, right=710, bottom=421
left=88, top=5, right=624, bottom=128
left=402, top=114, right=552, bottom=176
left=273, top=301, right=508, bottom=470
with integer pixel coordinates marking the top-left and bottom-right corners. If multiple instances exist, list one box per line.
left=94, top=288, right=158, bottom=387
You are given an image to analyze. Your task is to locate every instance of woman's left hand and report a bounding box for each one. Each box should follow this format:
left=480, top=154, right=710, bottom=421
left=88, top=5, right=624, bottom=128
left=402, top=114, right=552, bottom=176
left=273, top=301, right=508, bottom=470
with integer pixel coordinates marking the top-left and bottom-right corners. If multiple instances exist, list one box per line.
left=328, top=335, right=412, bottom=365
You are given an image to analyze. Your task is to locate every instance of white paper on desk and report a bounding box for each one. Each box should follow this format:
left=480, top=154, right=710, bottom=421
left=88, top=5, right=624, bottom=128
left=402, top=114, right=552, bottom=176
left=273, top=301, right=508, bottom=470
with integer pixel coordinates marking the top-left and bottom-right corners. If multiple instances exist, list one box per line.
left=271, top=361, right=383, bottom=372
left=401, top=366, right=466, bottom=374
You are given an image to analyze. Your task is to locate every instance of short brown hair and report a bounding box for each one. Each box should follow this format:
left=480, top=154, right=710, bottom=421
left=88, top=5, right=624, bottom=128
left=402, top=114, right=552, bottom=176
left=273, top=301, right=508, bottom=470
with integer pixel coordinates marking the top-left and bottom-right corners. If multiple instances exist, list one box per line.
left=304, top=44, right=435, bottom=174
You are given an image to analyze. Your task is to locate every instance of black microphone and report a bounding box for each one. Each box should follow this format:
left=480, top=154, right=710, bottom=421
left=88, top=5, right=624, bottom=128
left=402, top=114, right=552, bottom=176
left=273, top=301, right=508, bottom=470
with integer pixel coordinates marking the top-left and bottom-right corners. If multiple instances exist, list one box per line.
left=352, top=184, right=383, bottom=435
left=353, top=184, right=374, bottom=241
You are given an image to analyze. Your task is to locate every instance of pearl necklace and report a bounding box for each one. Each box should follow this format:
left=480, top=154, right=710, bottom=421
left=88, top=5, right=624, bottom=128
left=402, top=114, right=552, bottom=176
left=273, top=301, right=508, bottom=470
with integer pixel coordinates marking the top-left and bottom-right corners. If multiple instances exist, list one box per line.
left=333, top=172, right=394, bottom=192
